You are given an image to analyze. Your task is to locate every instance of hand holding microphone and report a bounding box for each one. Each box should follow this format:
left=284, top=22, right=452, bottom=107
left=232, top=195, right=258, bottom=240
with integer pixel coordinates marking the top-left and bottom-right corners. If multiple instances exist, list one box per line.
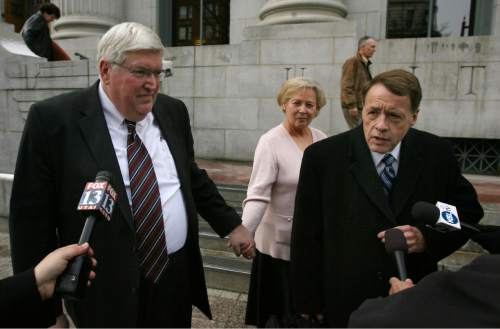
left=412, top=201, right=500, bottom=254
left=55, top=171, right=117, bottom=300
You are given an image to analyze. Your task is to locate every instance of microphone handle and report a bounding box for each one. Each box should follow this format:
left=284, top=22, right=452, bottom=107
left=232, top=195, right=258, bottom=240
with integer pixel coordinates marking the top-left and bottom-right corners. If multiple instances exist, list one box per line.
left=461, top=222, right=481, bottom=233
left=394, top=251, right=407, bottom=281
left=55, top=215, right=96, bottom=299
left=78, top=215, right=96, bottom=244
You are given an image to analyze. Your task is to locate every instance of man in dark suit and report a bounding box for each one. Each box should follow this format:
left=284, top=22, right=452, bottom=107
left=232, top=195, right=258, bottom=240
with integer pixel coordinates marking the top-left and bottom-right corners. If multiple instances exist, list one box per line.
left=9, top=22, right=254, bottom=327
left=290, top=69, right=483, bottom=327
left=1, top=243, right=95, bottom=327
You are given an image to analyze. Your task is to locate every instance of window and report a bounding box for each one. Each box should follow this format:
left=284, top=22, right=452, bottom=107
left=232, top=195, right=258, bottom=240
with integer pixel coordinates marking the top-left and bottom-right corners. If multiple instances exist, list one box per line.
left=387, top=0, right=494, bottom=38
left=172, top=0, right=229, bottom=46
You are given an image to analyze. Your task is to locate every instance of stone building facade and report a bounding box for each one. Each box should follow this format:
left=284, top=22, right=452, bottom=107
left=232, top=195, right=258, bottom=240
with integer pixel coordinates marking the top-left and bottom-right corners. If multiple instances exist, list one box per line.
left=0, top=0, right=499, bottom=168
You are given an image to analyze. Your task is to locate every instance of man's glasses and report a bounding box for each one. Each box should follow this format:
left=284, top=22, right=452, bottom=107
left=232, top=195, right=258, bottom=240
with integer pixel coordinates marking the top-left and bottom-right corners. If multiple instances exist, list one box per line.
left=113, top=63, right=172, bottom=81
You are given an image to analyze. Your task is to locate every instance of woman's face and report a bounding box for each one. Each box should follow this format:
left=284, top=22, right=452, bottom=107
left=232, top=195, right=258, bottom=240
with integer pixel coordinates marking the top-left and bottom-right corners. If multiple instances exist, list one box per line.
left=282, top=88, right=319, bottom=131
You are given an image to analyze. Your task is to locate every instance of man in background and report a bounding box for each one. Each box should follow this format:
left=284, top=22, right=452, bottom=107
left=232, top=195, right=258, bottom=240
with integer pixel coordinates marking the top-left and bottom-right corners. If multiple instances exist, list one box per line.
left=341, top=36, right=377, bottom=128
left=21, top=3, right=70, bottom=61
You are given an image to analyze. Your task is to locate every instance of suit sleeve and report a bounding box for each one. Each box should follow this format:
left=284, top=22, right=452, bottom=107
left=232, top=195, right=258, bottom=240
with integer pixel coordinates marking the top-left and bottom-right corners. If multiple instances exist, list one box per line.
left=416, top=140, right=484, bottom=263
left=8, top=104, right=61, bottom=324
left=180, top=102, right=241, bottom=237
left=290, top=146, right=324, bottom=315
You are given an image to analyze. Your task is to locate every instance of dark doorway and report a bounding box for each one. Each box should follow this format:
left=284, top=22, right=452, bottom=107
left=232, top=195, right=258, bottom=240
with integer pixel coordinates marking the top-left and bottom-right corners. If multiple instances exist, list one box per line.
left=4, top=0, right=49, bottom=32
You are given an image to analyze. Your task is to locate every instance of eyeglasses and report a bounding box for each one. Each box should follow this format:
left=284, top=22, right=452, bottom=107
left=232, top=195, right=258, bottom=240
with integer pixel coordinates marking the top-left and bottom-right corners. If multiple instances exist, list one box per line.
left=112, top=63, right=172, bottom=81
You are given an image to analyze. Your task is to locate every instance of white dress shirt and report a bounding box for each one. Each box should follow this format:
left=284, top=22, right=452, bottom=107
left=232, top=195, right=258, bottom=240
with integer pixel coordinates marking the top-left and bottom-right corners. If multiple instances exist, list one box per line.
left=371, top=142, right=402, bottom=176
left=99, top=82, right=187, bottom=253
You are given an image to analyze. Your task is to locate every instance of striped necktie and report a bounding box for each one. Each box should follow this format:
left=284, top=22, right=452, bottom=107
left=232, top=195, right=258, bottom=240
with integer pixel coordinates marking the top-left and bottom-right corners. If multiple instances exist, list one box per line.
left=126, top=120, right=168, bottom=283
left=380, top=154, right=396, bottom=196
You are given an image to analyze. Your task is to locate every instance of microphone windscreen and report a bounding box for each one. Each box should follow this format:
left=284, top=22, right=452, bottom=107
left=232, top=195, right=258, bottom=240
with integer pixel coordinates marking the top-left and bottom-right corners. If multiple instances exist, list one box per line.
left=385, top=228, right=408, bottom=253
left=411, top=201, right=439, bottom=225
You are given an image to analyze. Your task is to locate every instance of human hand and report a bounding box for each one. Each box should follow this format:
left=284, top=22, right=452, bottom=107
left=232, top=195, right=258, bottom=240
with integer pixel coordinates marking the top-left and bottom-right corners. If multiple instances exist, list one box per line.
left=389, top=277, right=414, bottom=295
left=34, top=243, right=96, bottom=300
left=227, top=224, right=255, bottom=259
left=377, top=225, right=426, bottom=253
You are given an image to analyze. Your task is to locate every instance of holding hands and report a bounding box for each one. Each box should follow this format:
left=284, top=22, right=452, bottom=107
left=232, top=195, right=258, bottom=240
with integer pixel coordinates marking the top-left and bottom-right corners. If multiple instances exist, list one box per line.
left=227, top=224, right=256, bottom=259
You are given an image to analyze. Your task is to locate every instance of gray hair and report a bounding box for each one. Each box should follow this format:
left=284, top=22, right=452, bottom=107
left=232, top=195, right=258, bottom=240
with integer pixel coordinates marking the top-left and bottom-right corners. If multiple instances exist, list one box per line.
left=97, top=22, right=164, bottom=65
left=358, top=36, right=376, bottom=49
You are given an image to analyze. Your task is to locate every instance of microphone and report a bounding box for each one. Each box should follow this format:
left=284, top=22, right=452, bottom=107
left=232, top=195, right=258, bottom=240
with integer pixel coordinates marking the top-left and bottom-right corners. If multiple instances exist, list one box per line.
left=385, top=228, right=408, bottom=280
left=412, top=201, right=500, bottom=254
left=55, top=171, right=117, bottom=300
left=411, top=201, right=480, bottom=233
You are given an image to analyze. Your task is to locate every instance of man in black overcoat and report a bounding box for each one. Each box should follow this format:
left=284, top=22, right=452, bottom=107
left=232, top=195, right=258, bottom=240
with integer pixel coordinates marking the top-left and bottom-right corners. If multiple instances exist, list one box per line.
left=290, top=69, right=483, bottom=327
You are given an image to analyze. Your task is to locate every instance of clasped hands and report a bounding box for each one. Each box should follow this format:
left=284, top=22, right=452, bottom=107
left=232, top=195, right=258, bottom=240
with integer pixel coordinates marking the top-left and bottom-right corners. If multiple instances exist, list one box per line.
left=227, top=224, right=255, bottom=259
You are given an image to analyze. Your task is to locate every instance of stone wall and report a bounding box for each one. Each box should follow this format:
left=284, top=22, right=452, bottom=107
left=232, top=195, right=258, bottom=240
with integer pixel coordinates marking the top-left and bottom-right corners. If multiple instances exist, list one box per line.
left=165, top=22, right=500, bottom=161
left=0, top=43, right=99, bottom=172
left=166, top=21, right=357, bottom=160
left=2, top=22, right=500, bottom=168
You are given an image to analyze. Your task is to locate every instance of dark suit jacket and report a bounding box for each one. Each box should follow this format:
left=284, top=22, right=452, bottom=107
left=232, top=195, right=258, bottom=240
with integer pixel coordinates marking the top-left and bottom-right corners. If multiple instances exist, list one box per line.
left=0, top=269, right=55, bottom=327
left=9, top=82, right=241, bottom=327
left=290, top=125, right=483, bottom=327
left=348, top=254, right=500, bottom=327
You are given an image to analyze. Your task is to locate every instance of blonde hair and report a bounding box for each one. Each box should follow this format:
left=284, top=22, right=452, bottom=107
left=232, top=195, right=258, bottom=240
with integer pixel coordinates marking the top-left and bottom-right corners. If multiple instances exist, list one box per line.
left=276, top=77, right=327, bottom=110
left=97, top=22, right=164, bottom=65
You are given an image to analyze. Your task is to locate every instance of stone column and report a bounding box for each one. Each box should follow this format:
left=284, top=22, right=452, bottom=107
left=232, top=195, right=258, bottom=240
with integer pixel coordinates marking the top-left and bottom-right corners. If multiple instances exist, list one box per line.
left=259, top=0, right=348, bottom=25
left=50, top=0, right=124, bottom=39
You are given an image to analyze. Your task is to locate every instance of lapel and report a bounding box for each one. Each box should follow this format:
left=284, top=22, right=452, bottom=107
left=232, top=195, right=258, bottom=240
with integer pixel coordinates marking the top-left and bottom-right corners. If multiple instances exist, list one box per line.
left=391, top=129, right=424, bottom=218
left=77, top=82, right=134, bottom=231
left=349, top=126, right=396, bottom=224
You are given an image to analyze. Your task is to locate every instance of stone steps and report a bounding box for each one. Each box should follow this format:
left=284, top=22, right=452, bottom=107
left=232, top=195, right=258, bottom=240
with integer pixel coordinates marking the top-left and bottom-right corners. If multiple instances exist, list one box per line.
left=200, top=184, right=251, bottom=293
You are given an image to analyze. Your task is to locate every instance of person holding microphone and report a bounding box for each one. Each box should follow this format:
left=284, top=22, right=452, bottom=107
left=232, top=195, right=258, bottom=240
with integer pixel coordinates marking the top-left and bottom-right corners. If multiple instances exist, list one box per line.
left=1, top=243, right=96, bottom=327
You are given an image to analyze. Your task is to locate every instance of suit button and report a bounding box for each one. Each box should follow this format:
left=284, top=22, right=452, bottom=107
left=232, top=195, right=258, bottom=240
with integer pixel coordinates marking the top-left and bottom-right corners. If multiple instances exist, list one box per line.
left=376, top=271, right=383, bottom=280
left=131, top=287, right=137, bottom=294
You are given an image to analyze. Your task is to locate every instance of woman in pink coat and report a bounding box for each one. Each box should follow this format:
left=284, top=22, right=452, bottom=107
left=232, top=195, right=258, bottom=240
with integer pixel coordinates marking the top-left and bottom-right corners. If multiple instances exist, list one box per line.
left=242, top=77, right=327, bottom=327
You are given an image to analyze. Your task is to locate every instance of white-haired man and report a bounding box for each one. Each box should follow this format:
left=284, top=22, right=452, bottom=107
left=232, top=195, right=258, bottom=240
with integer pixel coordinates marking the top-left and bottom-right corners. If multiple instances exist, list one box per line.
left=9, top=22, right=254, bottom=327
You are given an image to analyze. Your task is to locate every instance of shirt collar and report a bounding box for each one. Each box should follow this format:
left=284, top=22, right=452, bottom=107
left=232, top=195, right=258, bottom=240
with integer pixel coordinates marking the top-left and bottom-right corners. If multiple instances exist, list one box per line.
left=371, top=142, right=402, bottom=168
left=98, top=80, right=152, bottom=130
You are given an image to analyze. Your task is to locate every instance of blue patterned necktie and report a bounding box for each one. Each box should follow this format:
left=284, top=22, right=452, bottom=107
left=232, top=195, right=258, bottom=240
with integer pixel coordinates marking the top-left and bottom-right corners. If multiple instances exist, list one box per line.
left=126, top=120, right=168, bottom=283
left=380, top=154, right=396, bottom=196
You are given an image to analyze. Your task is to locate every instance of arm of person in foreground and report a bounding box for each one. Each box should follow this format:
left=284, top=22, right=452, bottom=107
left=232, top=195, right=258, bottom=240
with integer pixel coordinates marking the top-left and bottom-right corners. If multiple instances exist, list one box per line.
left=0, top=243, right=96, bottom=327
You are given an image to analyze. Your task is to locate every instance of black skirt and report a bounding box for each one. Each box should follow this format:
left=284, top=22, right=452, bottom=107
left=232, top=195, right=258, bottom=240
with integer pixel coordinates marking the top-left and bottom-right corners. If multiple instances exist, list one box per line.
left=245, top=249, right=294, bottom=327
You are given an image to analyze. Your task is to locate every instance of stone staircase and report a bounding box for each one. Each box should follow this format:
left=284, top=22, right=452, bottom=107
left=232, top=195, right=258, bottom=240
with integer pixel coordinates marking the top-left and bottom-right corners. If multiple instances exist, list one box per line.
left=200, top=184, right=252, bottom=293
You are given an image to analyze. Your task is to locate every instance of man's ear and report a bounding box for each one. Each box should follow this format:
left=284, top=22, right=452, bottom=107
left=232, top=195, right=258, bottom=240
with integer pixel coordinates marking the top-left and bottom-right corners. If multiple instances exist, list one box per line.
left=99, top=60, right=111, bottom=85
left=411, top=109, right=420, bottom=126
